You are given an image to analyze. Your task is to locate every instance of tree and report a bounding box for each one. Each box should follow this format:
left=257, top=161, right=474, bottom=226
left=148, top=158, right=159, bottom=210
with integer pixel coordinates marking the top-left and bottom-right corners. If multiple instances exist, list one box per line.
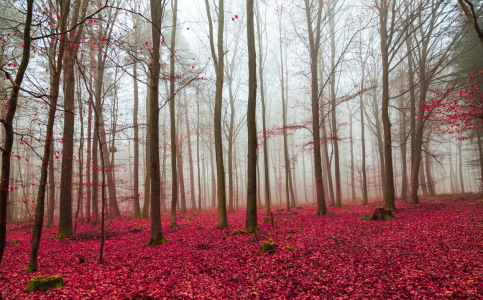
left=0, top=0, right=33, bottom=266
left=305, top=0, right=329, bottom=216
left=204, top=0, right=228, bottom=229
left=246, top=0, right=258, bottom=233
left=146, top=0, right=168, bottom=246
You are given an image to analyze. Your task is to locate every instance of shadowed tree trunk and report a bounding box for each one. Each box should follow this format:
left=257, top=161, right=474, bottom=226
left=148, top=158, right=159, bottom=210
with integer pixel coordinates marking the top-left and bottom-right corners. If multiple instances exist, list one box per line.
left=133, top=57, right=141, bottom=218
left=184, top=90, right=196, bottom=211
left=305, top=0, right=329, bottom=216
left=459, top=140, right=465, bottom=193
left=146, top=0, right=168, bottom=245
left=246, top=0, right=259, bottom=232
left=0, top=0, right=33, bottom=265
left=169, top=0, right=179, bottom=228
left=204, top=0, right=228, bottom=228
left=144, top=78, right=151, bottom=219
left=255, top=3, right=271, bottom=215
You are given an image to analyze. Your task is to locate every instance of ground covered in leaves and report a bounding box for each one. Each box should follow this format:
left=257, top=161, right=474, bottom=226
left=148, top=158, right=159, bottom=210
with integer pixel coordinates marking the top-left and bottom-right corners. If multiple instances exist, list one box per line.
left=1, top=194, right=482, bottom=299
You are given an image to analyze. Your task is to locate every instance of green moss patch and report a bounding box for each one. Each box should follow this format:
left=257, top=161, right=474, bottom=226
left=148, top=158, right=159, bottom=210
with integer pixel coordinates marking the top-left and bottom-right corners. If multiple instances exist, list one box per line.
left=183, top=216, right=194, bottom=220
left=11, top=239, right=20, bottom=243
left=26, top=275, right=64, bottom=292
left=197, top=226, right=203, bottom=230
left=285, top=234, right=292, bottom=240
left=259, top=241, right=276, bottom=254
left=230, top=229, right=247, bottom=236
left=284, top=245, right=294, bottom=251
left=262, top=218, right=271, bottom=224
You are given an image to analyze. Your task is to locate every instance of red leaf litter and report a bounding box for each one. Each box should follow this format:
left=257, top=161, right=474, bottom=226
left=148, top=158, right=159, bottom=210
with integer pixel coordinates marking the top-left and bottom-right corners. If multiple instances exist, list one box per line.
left=1, top=194, right=482, bottom=299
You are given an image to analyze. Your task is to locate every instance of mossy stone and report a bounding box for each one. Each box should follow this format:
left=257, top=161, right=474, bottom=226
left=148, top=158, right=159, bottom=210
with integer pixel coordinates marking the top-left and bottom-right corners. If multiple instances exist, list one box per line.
left=259, top=241, right=276, bottom=253
left=26, top=275, right=64, bottom=292
left=230, top=229, right=246, bottom=236
left=262, top=218, right=271, bottom=224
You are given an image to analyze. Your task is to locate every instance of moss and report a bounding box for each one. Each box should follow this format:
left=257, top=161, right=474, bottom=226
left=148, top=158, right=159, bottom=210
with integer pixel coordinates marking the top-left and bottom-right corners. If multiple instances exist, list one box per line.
left=296, top=207, right=303, bottom=209
left=268, top=238, right=273, bottom=242
left=262, top=218, right=271, bottom=224
left=26, top=275, right=64, bottom=292
left=55, top=232, right=67, bottom=240
left=359, top=216, right=372, bottom=221
left=259, top=241, right=276, bottom=254
left=145, top=237, right=168, bottom=246
left=230, top=229, right=246, bottom=236
left=291, top=211, right=299, bottom=215
left=285, top=234, right=292, bottom=240
left=25, top=263, right=37, bottom=274
left=360, top=208, right=395, bottom=221
left=346, top=206, right=351, bottom=209
left=284, top=245, right=294, bottom=251
left=245, top=225, right=260, bottom=233
left=183, top=216, right=193, bottom=220
left=11, top=239, right=20, bottom=243
left=197, top=226, right=203, bottom=230
left=297, top=227, right=303, bottom=230
left=169, top=223, right=178, bottom=228
left=454, top=210, right=462, bottom=212
left=135, top=213, right=144, bottom=219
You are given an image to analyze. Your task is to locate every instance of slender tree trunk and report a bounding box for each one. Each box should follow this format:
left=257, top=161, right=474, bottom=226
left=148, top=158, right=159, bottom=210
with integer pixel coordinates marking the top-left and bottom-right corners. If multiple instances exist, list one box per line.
left=197, top=92, right=202, bottom=211
left=204, top=0, right=228, bottom=228
left=46, top=142, right=55, bottom=227
left=256, top=5, right=271, bottom=215
left=144, top=78, right=151, bottom=219
left=169, top=0, right=179, bottom=227
left=133, top=61, right=141, bottom=217
left=399, top=95, right=408, bottom=202
left=459, top=140, right=465, bottom=193
left=74, top=91, right=85, bottom=235
left=146, top=0, right=167, bottom=245
left=305, top=0, right=329, bottom=215
left=476, top=131, right=483, bottom=193
left=184, top=91, right=196, bottom=211
left=349, top=111, right=356, bottom=201
left=379, top=1, right=396, bottom=210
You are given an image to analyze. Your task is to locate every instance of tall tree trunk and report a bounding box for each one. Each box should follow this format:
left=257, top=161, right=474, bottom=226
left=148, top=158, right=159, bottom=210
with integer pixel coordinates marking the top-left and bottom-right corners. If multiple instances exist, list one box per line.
left=305, top=0, right=329, bottom=215
left=197, top=91, right=202, bottom=211
left=144, top=78, right=151, bottom=219
left=256, top=4, right=271, bottom=215
left=329, top=15, right=342, bottom=207
left=227, top=69, right=235, bottom=213
left=459, top=140, right=465, bottom=193
left=424, top=140, right=435, bottom=196
left=58, top=0, right=90, bottom=237
left=476, top=131, right=483, bottom=193
left=349, top=111, right=356, bottom=201
left=46, top=142, right=55, bottom=227
left=399, top=95, right=408, bottom=202
left=449, top=146, right=455, bottom=193
left=2, top=0, right=33, bottom=265
left=74, top=88, right=85, bottom=234
left=379, top=0, right=396, bottom=210
left=204, top=0, right=228, bottom=228
left=169, top=0, right=179, bottom=227
left=247, top=0, right=259, bottom=232
left=146, top=0, right=167, bottom=245
left=176, top=123, right=187, bottom=213
left=133, top=62, right=141, bottom=217
left=184, top=91, right=196, bottom=211
left=85, top=50, right=93, bottom=223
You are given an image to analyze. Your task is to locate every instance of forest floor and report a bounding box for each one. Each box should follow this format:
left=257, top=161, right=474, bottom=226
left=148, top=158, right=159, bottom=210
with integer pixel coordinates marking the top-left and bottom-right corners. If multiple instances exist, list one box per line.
left=1, top=194, right=482, bottom=299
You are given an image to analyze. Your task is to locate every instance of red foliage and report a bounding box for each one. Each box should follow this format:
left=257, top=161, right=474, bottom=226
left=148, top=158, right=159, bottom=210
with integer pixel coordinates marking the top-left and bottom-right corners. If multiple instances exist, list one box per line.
left=429, top=71, right=483, bottom=139
left=1, top=196, right=482, bottom=298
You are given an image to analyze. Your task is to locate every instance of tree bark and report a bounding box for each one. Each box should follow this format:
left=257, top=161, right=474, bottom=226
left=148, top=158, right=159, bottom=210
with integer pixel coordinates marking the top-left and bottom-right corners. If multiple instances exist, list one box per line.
left=169, top=0, right=179, bottom=228
left=246, top=0, right=258, bottom=232
left=204, top=0, right=228, bottom=228
left=133, top=61, right=141, bottom=217
left=146, top=0, right=167, bottom=245
left=305, top=0, right=329, bottom=215
left=1, top=0, right=33, bottom=265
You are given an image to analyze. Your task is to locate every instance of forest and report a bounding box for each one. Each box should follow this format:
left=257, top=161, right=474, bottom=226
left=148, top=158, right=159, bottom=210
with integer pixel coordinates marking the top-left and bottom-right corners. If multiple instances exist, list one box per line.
left=0, top=0, right=482, bottom=298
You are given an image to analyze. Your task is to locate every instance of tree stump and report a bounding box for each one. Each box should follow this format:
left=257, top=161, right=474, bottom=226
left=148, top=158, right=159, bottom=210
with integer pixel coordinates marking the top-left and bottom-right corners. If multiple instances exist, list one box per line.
left=360, top=207, right=394, bottom=221
left=26, top=275, right=64, bottom=292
